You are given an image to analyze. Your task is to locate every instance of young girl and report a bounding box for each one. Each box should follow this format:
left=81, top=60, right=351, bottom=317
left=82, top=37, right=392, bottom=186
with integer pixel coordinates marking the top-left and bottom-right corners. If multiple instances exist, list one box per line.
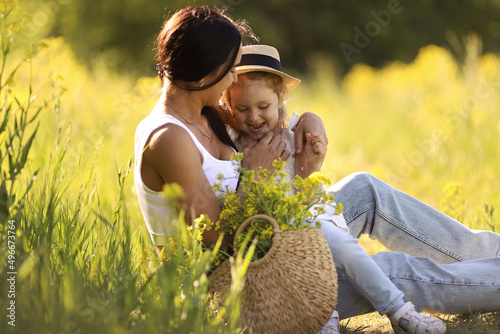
left=222, top=44, right=447, bottom=334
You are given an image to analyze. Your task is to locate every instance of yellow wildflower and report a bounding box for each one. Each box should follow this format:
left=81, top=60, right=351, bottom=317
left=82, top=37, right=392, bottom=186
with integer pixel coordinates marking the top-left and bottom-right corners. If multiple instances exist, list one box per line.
left=203, top=154, right=341, bottom=263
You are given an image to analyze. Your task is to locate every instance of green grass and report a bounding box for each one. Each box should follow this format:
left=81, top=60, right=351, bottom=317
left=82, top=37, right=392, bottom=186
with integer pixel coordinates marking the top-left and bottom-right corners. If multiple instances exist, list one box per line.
left=1, top=1, right=499, bottom=333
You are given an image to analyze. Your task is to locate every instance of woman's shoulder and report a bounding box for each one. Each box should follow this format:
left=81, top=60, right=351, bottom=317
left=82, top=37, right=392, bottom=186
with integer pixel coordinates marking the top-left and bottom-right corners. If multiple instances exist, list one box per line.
left=147, top=122, right=196, bottom=156
left=143, top=122, right=203, bottom=186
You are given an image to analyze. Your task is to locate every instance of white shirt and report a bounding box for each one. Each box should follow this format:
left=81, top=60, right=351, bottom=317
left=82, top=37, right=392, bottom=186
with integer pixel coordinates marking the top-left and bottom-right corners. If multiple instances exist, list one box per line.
left=134, top=111, right=239, bottom=245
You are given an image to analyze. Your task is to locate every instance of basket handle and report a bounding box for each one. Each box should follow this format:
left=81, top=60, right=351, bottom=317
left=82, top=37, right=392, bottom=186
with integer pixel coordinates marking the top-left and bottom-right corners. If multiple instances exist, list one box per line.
left=233, top=214, right=281, bottom=250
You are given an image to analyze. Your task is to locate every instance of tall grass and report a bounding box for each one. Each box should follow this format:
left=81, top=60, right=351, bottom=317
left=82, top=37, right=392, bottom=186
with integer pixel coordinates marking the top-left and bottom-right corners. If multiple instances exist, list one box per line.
left=0, top=3, right=244, bottom=333
left=0, top=1, right=498, bottom=333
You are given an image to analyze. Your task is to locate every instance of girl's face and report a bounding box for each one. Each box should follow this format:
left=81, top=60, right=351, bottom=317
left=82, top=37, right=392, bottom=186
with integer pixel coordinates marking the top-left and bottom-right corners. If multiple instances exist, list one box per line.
left=228, top=76, right=281, bottom=140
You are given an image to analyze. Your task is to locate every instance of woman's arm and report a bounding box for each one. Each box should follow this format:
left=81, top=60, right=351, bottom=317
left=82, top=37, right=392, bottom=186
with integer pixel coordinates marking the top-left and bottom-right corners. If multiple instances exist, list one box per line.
left=142, top=126, right=291, bottom=247
left=295, top=132, right=327, bottom=179
left=292, top=112, right=328, bottom=173
left=292, top=112, right=328, bottom=154
left=142, top=124, right=225, bottom=247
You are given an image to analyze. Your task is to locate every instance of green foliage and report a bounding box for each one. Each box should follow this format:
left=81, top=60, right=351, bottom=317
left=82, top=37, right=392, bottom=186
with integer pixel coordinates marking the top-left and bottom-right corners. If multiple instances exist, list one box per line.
left=0, top=0, right=48, bottom=222
left=440, top=181, right=466, bottom=222
left=20, top=0, right=500, bottom=78
left=0, top=2, right=245, bottom=333
left=133, top=202, right=247, bottom=334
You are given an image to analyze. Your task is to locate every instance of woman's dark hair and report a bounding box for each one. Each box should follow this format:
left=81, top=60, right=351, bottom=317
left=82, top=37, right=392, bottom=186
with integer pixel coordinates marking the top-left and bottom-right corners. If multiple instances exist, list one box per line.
left=202, top=106, right=238, bottom=151
left=155, top=6, right=256, bottom=150
left=155, top=6, right=250, bottom=90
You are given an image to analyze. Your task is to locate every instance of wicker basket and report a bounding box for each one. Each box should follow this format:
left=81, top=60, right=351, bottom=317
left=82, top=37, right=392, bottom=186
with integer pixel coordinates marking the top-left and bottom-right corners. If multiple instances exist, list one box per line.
left=209, top=214, right=337, bottom=334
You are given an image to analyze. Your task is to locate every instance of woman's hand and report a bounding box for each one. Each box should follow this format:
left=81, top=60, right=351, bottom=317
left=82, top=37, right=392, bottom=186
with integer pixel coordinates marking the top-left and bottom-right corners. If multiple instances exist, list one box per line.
left=240, top=132, right=291, bottom=172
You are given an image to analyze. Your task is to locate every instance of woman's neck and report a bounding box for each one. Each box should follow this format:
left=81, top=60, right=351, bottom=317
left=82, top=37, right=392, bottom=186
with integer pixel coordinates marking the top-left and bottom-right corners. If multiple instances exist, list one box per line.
left=160, top=82, right=219, bottom=147
left=161, top=82, right=205, bottom=123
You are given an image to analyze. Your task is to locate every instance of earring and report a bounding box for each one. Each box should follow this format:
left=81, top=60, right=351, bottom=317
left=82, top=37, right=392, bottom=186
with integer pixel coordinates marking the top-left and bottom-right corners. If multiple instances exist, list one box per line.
left=200, top=81, right=205, bottom=87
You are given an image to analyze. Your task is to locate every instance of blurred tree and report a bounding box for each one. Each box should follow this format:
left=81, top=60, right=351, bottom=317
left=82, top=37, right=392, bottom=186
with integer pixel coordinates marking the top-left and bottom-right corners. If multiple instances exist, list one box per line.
left=232, top=0, right=500, bottom=75
left=20, top=0, right=500, bottom=78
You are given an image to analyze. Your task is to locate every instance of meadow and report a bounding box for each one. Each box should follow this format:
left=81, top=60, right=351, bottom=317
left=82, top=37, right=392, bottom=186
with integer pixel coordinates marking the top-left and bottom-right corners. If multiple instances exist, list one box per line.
left=1, top=3, right=499, bottom=333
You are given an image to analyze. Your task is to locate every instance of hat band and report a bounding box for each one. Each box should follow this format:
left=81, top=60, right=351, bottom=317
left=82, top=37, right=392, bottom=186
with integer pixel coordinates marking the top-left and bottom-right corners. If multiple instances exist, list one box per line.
left=238, top=53, right=282, bottom=72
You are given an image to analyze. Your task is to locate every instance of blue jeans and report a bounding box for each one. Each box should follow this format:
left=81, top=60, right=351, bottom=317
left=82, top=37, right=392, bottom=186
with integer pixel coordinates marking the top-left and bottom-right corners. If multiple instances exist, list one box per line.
left=319, top=221, right=404, bottom=314
left=328, top=172, right=500, bottom=319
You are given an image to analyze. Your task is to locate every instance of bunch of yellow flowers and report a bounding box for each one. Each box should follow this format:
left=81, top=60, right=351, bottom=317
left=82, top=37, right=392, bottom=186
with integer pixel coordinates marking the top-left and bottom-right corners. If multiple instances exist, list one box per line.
left=198, top=153, right=343, bottom=264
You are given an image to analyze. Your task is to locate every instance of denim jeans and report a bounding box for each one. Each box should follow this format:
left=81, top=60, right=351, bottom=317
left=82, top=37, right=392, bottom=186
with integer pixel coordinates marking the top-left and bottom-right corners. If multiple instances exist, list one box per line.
left=328, top=172, right=500, bottom=319
left=319, top=221, right=404, bottom=314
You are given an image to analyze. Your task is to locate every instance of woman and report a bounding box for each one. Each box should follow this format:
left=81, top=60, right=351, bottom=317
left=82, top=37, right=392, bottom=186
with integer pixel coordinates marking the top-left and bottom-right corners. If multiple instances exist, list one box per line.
left=134, top=6, right=321, bottom=251
left=134, top=6, right=500, bottom=334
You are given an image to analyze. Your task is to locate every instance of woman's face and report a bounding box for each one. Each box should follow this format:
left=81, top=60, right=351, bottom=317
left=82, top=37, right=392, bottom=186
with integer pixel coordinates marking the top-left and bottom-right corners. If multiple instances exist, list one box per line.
left=228, top=76, right=281, bottom=141
left=204, top=45, right=242, bottom=107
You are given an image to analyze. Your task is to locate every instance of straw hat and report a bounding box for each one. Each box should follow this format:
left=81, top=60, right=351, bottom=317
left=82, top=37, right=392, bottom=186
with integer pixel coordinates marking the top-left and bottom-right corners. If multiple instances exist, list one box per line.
left=236, top=45, right=301, bottom=91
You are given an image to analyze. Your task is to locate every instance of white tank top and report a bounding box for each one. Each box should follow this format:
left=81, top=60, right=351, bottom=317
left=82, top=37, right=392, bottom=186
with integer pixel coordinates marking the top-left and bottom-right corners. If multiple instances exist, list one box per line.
left=134, top=111, right=238, bottom=245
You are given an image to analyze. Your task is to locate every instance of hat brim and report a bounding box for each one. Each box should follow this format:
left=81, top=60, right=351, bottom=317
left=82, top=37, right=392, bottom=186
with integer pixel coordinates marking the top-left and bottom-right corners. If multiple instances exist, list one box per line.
left=236, top=65, right=301, bottom=92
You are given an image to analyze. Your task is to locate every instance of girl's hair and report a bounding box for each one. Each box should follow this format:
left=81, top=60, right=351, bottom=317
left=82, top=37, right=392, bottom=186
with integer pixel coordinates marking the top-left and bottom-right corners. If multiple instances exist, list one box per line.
left=223, top=71, right=289, bottom=127
left=155, top=6, right=252, bottom=90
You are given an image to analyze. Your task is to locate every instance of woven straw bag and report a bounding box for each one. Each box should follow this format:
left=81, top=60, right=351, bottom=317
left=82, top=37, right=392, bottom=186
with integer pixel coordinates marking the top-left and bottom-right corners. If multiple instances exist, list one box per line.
left=209, top=214, right=337, bottom=334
